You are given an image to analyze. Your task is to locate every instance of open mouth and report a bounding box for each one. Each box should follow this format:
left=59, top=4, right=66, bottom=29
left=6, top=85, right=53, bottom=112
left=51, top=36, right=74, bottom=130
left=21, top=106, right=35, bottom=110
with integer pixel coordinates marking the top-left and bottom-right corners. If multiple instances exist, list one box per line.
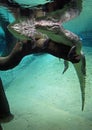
left=8, top=18, right=79, bottom=43
left=7, top=0, right=81, bottom=44
left=8, top=16, right=79, bottom=40
left=8, top=18, right=60, bottom=40
left=8, top=2, right=80, bottom=42
left=10, top=19, right=60, bottom=34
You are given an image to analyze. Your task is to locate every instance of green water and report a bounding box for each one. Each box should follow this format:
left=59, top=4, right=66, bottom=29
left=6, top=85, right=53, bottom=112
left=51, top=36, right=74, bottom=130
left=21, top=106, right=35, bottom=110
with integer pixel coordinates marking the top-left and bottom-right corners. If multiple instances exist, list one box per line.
left=0, top=0, right=92, bottom=130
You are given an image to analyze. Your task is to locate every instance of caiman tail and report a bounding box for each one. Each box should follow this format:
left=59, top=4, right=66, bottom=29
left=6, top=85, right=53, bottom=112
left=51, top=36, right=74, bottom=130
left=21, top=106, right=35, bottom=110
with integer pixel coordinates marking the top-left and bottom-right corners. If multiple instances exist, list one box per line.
left=73, top=52, right=86, bottom=111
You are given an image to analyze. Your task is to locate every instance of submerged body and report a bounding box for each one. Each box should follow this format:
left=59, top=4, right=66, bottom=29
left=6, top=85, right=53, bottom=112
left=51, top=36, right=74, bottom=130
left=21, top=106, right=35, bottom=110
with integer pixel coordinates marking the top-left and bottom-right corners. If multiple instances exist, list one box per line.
left=0, top=0, right=86, bottom=111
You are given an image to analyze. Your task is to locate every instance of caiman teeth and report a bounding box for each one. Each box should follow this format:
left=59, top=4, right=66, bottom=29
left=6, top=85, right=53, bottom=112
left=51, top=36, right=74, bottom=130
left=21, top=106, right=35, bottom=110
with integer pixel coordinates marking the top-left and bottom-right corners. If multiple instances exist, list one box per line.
left=10, top=18, right=80, bottom=43
left=35, top=20, right=60, bottom=27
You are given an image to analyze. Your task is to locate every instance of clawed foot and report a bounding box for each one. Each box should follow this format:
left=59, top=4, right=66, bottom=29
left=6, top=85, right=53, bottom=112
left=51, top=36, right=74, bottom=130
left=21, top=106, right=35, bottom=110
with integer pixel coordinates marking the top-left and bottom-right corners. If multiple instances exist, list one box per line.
left=68, top=45, right=81, bottom=63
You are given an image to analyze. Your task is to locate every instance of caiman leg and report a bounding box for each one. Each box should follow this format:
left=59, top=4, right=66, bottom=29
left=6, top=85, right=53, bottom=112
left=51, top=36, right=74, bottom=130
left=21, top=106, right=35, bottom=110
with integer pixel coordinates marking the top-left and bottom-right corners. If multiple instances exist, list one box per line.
left=0, top=37, right=80, bottom=70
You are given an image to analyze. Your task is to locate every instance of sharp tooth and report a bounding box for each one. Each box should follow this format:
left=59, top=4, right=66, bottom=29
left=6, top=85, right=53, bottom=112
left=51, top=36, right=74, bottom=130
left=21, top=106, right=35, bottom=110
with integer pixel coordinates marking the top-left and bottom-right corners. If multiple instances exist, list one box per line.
left=12, top=26, right=19, bottom=29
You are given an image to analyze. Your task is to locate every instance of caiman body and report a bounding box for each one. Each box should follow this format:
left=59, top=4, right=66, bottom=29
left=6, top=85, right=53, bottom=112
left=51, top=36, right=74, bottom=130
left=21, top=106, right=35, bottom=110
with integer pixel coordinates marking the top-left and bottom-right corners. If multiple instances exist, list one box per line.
left=0, top=0, right=86, bottom=110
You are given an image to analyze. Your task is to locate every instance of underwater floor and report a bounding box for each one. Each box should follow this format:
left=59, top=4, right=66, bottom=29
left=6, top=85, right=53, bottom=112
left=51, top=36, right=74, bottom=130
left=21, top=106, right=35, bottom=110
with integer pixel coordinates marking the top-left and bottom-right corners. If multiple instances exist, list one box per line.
left=0, top=46, right=92, bottom=130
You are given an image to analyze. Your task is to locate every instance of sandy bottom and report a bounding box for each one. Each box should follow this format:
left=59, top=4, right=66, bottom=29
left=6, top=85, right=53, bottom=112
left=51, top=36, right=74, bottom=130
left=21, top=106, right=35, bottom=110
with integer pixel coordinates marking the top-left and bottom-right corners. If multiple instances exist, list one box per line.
left=0, top=46, right=92, bottom=130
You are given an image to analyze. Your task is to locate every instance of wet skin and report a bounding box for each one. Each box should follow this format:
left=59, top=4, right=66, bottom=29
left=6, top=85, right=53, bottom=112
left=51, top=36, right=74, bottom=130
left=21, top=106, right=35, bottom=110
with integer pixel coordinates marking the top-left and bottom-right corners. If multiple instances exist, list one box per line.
left=0, top=0, right=86, bottom=110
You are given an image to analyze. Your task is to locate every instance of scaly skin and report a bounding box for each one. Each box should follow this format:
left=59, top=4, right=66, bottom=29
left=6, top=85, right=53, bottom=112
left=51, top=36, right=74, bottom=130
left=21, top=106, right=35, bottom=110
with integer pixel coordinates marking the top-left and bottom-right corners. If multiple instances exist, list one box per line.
left=0, top=0, right=86, bottom=110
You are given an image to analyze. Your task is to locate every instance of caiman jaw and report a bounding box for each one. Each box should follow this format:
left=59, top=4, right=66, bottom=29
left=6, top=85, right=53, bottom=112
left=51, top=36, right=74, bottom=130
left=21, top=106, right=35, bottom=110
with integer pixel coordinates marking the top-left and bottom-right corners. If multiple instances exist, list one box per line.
left=10, top=17, right=80, bottom=43
left=35, top=19, right=60, bottom=27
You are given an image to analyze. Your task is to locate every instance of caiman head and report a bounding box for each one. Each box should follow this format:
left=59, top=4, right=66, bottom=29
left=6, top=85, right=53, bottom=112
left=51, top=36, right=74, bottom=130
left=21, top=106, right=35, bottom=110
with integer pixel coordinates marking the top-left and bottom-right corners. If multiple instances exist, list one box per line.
left=8, top=0, right=82, bottom=45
